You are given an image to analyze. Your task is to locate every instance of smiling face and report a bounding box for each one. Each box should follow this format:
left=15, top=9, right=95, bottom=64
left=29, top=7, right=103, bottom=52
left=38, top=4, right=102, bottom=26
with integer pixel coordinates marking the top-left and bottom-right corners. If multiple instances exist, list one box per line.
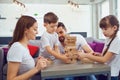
left=56, top=26, right=67, bottom=42
left=25, top=22, right=38, bottom=40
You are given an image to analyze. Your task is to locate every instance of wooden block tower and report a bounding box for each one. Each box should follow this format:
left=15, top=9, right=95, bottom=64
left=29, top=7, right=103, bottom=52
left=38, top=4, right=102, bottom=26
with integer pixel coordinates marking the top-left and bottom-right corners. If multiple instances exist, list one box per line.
left=64, top=35, right=78, bottom=63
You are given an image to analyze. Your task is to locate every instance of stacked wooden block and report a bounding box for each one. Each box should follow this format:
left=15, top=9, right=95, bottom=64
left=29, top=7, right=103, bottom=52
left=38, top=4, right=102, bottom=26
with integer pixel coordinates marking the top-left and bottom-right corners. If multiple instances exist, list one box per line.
left=64, top=35, right=78, bottom=63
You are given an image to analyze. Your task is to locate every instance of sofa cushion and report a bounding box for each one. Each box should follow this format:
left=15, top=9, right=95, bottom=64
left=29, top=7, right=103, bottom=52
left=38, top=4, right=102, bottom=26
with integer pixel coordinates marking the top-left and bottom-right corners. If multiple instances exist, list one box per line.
left=28, top=44, right=39, bottom=57
left=88, top=42, right=96, bottom=51
left=2, top=47, right=9, bottom=56
left=93, top=41, right=104, bottom=53
left=2, top=44, right=39, bottom=57
left=2, top=47, right=8, bottom=64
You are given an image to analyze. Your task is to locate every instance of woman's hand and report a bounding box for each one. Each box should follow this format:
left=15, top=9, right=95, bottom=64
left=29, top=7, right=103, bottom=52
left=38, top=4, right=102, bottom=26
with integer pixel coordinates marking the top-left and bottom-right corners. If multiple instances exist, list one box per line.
left=35, top=56, right=48, bottom=71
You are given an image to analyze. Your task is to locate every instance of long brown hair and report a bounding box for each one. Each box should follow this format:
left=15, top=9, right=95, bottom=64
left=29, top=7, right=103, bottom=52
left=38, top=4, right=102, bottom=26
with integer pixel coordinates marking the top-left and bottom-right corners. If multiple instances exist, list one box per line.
left=9, top=15, right=37, bottom=47
left=99, top=15, right=119, bottom=55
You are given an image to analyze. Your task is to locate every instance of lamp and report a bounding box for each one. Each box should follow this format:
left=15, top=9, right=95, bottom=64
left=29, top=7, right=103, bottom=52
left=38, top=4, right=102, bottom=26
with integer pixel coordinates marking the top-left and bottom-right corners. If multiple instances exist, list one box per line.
left=13, top=0, right=25, bottom=8
left=68, top=0, right=79, bottom=8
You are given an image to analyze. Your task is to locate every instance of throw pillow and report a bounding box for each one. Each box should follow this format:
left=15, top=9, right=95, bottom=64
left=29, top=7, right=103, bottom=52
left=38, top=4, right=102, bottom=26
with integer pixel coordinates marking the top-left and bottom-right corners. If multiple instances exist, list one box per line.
left=93, top=41, right=104, bottom=53
left=2, top=47, right=9, bottom=56
left=27, top=44, right=39, bottom=57
left=88, top=42, right=96, bottom=51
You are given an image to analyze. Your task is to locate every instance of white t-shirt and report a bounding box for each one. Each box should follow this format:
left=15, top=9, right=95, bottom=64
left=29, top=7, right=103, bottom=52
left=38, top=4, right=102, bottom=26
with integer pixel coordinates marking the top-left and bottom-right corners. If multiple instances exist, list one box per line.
left=58, top=34, right=87, bottom=54
left=104, top=36, right=120, bottom=76
left=40, top=31, right=59, bottom=60
left=7, top=42, right=35, bottom=75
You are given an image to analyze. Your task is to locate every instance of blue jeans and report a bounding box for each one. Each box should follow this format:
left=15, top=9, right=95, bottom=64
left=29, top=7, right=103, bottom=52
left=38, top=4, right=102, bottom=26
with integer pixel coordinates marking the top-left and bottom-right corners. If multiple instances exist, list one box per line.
left=88, top=75, right=119, bottom=80
left=87, top=75, right=97, bottom=80
left=111, top=76, right=119, bottom=80
left=64, top=77, right=74, bottom=80
left=95, top=74, right=119, bottom=80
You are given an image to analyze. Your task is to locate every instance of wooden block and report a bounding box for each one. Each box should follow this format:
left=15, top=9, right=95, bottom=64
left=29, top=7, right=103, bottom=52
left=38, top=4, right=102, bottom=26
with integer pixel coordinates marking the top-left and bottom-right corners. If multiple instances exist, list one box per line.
left=68, top=58, right=77, bottom=64
left=64, top=46, right=76, bottom=51
left=64, top=35, right=78, bottom=64
left=64, top=35, right=76, bottom=46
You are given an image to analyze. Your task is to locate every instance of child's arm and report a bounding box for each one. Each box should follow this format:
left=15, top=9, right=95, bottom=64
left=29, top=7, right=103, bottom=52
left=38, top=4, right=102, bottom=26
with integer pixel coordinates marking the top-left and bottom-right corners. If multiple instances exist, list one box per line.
left=45, top=45, right=70, bottom=63
left=54, top=45, right=60, bottom=53
left=78, top=51, right=114, bottom=63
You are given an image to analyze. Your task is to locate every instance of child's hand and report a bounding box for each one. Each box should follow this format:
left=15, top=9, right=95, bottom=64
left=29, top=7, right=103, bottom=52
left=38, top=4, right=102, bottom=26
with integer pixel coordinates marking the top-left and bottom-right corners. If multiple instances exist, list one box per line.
left=35, top=56, right=48, bottom=71
left=92, top=52, right=102, bottom=56
left=77, top=51, right=87, bottom=60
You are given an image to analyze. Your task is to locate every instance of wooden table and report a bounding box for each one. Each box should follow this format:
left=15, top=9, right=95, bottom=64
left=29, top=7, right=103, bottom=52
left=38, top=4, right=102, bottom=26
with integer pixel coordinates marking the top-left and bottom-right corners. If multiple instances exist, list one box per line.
left=41, top=61, right=111, bottom=80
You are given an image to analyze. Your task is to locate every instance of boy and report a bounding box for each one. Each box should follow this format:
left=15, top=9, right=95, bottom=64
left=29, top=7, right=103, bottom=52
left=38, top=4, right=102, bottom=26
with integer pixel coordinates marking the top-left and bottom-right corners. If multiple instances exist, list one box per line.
left=40, top=12, right=70, bottom=64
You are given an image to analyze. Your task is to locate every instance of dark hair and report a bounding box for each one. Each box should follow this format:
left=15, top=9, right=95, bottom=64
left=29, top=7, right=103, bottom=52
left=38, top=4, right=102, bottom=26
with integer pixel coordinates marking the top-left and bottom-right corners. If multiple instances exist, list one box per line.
left=99, top=15, right=119, bottom=55
left=100, top=15, right=119, bottom=29
left=57, top=22, right=67, bottom=31
left=9, top=15, right=37, bottom=47
left=44, top=12, right=58, bottom=24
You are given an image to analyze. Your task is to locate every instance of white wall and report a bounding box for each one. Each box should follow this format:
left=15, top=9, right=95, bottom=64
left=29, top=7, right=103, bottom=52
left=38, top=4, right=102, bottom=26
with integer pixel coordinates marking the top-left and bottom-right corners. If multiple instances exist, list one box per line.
left=0, top=4, right=92, bottom=37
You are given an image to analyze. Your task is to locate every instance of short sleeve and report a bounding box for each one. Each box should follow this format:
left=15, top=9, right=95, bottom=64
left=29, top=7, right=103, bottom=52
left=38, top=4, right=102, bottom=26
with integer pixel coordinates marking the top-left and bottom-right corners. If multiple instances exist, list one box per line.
left=108, top=37, right=120, bottom=55
left=54, top=33, right=59, bottom=46
left=71, top=34, right=87, bottom=46
left=7, top=43, right=26, bottom=62
left=40, top=36, right=50, bottom=48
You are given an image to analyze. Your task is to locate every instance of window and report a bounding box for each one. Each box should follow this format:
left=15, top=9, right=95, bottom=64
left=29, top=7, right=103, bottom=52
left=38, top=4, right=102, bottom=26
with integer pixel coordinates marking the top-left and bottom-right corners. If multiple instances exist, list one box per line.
left=117, top=0, right=120, bottom=21
left=99, top=0, right=109, bottom=39
left=101, top=0, right=109, bottom=18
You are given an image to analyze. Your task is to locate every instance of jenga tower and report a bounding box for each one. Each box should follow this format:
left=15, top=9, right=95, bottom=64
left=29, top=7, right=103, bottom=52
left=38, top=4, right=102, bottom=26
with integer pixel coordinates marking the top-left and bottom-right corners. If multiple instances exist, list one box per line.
left=64, top=35, right=78, bottom=63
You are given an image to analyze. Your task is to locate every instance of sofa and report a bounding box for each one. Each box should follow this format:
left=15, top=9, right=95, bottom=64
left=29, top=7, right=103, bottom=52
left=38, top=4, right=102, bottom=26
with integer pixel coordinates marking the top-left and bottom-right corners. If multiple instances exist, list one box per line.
left=0, top=37, right=105, bottom=80
left=85, top=37, right=105, bottom=53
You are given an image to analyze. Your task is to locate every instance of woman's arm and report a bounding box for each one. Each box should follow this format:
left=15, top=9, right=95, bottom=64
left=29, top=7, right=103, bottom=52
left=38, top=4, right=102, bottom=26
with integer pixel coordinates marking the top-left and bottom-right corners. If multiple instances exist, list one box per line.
left=7, top=58, right=47, bottom=80
left=7, top=62, right=38, bottom=80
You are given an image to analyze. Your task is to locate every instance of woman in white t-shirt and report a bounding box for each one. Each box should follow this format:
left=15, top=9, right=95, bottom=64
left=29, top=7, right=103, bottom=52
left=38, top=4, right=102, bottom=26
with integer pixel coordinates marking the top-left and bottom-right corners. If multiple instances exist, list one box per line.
left=7, top=16, right=47, bottom=80
left=78, top=15, right=120, bottom=80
